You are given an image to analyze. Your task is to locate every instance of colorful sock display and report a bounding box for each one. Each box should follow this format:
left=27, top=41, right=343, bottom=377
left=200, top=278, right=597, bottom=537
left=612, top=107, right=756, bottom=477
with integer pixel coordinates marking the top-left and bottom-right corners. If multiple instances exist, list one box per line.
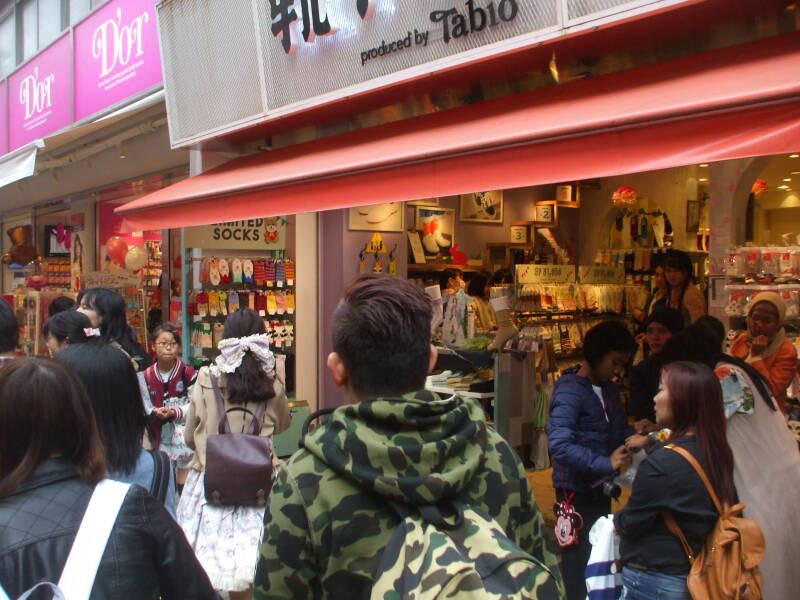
left=256, top=291, right=267, bottom=317
left=254, top=260, right=266, bottom=286
left=275, top=261, right=286, bottom=288
left=265, top=260, right=276, bottom=288
left=286, top=292, right=295, bottom=314
left=267, top=291, right=278, bottom=315
left=276, top=292, right=287, bottom=315
left=285, top=260, right=296, bottom=286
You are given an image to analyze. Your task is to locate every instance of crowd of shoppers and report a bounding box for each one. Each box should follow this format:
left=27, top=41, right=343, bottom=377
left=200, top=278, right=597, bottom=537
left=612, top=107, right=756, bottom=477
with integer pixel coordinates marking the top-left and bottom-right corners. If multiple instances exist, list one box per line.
left=0, top=276, right=798, bottom=599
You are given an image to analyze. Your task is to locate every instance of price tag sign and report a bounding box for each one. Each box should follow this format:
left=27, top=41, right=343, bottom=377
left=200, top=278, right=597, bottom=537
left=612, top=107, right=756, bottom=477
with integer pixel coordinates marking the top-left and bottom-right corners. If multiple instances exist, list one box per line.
left=578, top=266, right=626, bottom=284
left=516, top=264, right=575, bottom=284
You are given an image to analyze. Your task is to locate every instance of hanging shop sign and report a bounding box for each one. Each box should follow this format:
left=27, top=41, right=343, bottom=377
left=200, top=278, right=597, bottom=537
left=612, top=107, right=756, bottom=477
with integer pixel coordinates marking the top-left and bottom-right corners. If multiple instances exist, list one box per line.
left=578, top=266, right=626, bottom=285
left=516, top=264, right=575, bottom=285
left=7, top=35, right=71, bottom=151
left=73, top=0, right=162, bottom=122
left=183, top=218, right=287, bottom=250
left=84, top=269, right=140, bottom=288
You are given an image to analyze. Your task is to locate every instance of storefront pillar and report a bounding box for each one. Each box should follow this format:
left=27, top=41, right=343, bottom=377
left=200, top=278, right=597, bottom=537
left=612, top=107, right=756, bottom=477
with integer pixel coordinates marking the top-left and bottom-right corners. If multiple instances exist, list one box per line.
left=707, top=157, right=770, bottom=320
left=295, top=212, right=319, bottom=412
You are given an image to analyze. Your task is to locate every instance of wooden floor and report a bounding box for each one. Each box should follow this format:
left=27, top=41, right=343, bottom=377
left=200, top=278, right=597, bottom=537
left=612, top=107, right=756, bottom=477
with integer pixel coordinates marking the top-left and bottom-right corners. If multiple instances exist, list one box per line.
left=526, top=469, right=631, bottom=529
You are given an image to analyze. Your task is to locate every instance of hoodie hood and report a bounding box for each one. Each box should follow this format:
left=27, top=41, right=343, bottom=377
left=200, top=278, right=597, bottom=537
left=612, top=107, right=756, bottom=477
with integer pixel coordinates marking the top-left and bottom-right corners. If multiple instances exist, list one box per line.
left=302, top=391, right=487, bottom=505
left=555, top=364, right=613, bottom=394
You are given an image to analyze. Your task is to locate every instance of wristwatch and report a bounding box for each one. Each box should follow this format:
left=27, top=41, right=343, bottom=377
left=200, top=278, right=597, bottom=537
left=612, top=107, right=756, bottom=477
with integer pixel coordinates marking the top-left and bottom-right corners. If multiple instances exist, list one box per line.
left=646, top=431, right=660, bottom=445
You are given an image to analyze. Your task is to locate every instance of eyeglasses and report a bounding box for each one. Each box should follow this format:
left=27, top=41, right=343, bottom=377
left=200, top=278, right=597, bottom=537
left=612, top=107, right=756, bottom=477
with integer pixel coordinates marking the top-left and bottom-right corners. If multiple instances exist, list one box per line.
left=155, top=341, right=178, bottom=348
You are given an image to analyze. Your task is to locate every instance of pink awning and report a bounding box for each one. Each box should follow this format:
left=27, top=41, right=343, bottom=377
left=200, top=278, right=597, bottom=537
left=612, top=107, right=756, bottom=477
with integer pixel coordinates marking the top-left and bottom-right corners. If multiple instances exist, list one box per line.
left=117, top=32, right=800, bottom=231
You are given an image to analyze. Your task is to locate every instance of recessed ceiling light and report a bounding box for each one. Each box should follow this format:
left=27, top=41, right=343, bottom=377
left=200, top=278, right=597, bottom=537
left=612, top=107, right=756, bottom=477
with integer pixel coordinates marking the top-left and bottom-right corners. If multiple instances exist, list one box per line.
left=790, top=154, right=800, bottom=158
left=779, top=185, right=790, bottom=190
left=792, top=171, right=800, bottom=175
left=698, top=178, right=708, bottom=182
left=784, top=178, right=792, bottom=182
left=698, top=164, right=709, bottom=168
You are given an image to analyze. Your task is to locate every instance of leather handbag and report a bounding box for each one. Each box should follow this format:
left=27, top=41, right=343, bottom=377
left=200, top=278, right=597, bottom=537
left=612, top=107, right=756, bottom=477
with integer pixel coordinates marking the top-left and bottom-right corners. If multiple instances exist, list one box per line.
left=204, top=375, right=274, bottom=507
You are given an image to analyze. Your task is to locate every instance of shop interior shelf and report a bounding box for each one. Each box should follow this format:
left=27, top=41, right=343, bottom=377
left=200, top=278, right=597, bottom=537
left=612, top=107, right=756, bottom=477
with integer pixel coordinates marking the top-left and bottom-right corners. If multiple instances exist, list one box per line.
left=407, top=263, right=482, bottom=272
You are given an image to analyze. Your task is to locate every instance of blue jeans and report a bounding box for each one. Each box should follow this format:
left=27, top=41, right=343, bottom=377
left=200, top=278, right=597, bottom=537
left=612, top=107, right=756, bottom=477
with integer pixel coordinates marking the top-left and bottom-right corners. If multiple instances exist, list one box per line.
left=622, top=566, right=690, bottom=600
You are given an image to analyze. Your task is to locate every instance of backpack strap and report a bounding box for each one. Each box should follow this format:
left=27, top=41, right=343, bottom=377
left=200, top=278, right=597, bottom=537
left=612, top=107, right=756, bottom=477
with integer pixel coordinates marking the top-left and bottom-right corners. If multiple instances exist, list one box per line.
left=664, top=444, right=723, bottom=513
left=148, top=449, right=172, bottom=505
left=662, top=510, right=695, bottom=563
left=209, top=374, right=267, bottom=435
left=58, top=480, right=131, bottom=598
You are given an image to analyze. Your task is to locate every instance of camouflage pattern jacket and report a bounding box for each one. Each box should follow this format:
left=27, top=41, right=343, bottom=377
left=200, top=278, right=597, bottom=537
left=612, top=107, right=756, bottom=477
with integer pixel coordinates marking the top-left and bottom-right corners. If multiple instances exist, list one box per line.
left=253, top=391, right=563, bottom=599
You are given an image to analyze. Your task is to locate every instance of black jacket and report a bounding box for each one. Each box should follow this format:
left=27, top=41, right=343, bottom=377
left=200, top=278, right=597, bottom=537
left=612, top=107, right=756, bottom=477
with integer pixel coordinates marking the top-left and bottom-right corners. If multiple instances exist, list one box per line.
left=628, top=355, right=662, bottom=422
left=614, top=436, right=719, bottom=575
left=0, top=458, right=216, bottom=599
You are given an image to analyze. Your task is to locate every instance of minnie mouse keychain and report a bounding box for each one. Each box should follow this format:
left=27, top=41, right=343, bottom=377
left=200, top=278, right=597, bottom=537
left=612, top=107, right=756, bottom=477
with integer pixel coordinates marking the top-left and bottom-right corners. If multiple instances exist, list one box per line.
left=554, top=494, right=584, bottom=548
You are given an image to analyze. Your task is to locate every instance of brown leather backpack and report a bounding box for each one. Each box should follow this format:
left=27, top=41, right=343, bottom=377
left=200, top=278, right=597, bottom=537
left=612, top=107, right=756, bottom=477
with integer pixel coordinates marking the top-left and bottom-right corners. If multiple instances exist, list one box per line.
left=662, top=444, right=765, bottom=600
left=203, top=374, right=273, bottom=507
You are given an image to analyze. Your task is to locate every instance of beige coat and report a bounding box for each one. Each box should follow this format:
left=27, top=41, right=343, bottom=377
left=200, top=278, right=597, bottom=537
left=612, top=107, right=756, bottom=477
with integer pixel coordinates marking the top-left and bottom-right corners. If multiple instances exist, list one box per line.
left=185, top=366, right=291, bottom=471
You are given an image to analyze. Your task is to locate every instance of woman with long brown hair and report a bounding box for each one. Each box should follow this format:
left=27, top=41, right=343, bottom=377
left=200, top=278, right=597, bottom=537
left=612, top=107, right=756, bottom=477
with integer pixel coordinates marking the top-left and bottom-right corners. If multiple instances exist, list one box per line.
left=0, top=358, right=214, bottom=598
left=615, top=361, right=736, bottom=600
left=178, top=308, right=290, bottom=600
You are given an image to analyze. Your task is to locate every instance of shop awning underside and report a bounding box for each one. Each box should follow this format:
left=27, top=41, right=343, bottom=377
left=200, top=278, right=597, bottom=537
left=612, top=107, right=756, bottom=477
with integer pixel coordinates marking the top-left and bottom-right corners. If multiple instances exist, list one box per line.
left=117, top=32, right=800, bottom=231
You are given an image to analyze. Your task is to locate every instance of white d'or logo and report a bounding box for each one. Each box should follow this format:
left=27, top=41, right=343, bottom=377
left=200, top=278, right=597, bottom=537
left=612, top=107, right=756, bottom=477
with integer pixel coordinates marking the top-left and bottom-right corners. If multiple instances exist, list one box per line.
left=19, top=67, right=55, bottom=120
left=92, top=7, right=149, bottom=78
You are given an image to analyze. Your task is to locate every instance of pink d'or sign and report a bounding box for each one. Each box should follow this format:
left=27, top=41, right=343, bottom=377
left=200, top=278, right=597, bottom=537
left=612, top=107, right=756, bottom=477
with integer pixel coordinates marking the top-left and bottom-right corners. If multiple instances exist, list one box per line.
left=74, top=0, right=162, bottom=122
left=0, top=81, right=7, bottom=155
left=8, top=35, right=71, bottom=151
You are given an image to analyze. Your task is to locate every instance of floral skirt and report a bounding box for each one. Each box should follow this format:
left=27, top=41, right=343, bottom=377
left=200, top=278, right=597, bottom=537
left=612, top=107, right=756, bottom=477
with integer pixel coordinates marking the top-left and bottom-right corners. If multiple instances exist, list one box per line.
left=177, top=469, right=265, bottom=592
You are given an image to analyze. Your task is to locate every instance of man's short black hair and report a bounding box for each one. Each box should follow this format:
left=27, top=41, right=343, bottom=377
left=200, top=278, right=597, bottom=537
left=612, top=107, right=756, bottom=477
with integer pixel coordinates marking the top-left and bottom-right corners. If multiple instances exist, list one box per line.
left=583, top=320, right=636, bottom=369
left=48, top=296, right=75, bottom=317
left=0, top=299, right=19, bottom=353
left=332, top=275, right=432, bottom=398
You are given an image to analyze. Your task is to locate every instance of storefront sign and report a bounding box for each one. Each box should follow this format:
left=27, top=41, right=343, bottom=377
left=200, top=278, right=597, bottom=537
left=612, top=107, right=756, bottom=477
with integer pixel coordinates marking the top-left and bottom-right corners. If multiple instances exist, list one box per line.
left=74, top=0, right=162, bottom=122
left=183, top=218, right=287, bottom=250
left=84, top=269, right=140, bottom=288
left=516, top=264, right=575, bottom=284
left=0, top=81, right=6, bottom=155
left=8, top=35, right=71, bottom=151
left=578, top=265, right=625, bottom=285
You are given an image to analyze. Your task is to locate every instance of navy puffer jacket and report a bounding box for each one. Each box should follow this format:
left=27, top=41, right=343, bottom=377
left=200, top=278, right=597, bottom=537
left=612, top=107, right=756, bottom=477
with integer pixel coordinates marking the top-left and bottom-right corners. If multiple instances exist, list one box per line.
left=548, top=365, right=633, bottom=494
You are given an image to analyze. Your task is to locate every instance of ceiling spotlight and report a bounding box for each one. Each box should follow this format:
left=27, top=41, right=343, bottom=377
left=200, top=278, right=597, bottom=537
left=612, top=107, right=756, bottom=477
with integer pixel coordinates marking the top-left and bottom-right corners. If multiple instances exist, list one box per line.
left=118, top=143, right=127, bottom=159
left=792, top=171, right=800, bottom=175
left=779, top=185, right=790, bottom=190
left=784, top=178, right=792, bottom=182
left=698, top=164, right=709, bottom=168
left=698, top=178, right=708, bottom=182
left=790, top=154, right=800, bottom=158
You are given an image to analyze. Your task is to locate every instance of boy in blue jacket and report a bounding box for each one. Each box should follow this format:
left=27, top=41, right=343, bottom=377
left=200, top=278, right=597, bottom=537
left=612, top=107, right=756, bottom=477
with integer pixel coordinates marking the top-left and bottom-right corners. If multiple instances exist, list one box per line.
left=548, top=319, right=636, bottom=600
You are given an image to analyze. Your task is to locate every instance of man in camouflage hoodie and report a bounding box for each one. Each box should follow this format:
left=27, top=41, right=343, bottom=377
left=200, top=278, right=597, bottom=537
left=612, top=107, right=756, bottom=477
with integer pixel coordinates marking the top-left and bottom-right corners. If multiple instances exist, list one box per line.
left=253, top=275, right=563, bottom=599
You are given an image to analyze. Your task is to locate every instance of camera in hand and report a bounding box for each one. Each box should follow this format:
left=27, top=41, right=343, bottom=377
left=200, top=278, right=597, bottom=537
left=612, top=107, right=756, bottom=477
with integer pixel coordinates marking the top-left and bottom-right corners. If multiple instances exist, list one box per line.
left=591, top=475, right=621, bottom=500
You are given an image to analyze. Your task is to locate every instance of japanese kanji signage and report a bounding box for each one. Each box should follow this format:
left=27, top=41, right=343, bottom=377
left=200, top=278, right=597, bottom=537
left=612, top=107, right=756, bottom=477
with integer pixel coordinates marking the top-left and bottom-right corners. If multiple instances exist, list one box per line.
left=260, top=0, right=533, bottom=115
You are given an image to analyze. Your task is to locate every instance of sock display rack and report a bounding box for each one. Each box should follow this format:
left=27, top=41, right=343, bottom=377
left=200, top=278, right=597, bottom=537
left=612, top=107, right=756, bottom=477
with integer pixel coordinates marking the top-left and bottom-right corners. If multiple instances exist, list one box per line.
left=188, top=254, right=296, bottom=362
left=511, top=263, right=637, bottom=366
left=595, top=247, right=708, bottom=290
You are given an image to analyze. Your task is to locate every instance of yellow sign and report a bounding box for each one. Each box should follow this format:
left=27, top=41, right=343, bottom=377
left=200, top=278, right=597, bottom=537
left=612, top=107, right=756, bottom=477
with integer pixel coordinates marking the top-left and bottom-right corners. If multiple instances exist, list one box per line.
left=578, top=266, right=626, bottom=285
left=516, top=264, right=575, bottom=284
left=366, top=232, right=387, bottom=254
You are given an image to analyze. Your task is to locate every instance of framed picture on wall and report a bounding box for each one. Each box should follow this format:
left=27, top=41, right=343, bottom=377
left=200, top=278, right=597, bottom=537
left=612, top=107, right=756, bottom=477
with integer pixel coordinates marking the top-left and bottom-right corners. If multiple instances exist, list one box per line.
left=686, top=200, right=701, bottom=233
left=348, top=202, right=404, bottom=232
left=415, top=206, right=455, bottom=253
left=533, top=201, right=558, bottom=227
left=459, top=190, right=503, bottom=223
left=556, top=184, right=581, bottom=208
left=44, top=225, right=71, bottom=257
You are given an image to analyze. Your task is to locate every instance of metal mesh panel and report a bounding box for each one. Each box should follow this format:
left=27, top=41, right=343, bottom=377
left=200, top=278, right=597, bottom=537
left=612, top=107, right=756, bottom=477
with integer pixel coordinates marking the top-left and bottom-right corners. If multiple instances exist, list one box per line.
left=255, top=0, right=559, bottom=111
left=158, top=0, right=263, bottom=146
left=567, top=0, right=655, bottom=20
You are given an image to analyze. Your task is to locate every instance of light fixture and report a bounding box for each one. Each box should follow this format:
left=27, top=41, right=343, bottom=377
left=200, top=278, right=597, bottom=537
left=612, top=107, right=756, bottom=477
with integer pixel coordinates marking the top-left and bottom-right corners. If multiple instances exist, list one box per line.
left=698, top=163, right=709, bottom=168
left=790, top=154, right=800, bottom=158
left=118, top=143, right=127, bottom=159
left=784, top=178, right=792, bottom=182
left=793, top=171, right=800, bottom=175
left=779, top=185, right=790, bottom=190
left=698, top=178, right=708, bottom=182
